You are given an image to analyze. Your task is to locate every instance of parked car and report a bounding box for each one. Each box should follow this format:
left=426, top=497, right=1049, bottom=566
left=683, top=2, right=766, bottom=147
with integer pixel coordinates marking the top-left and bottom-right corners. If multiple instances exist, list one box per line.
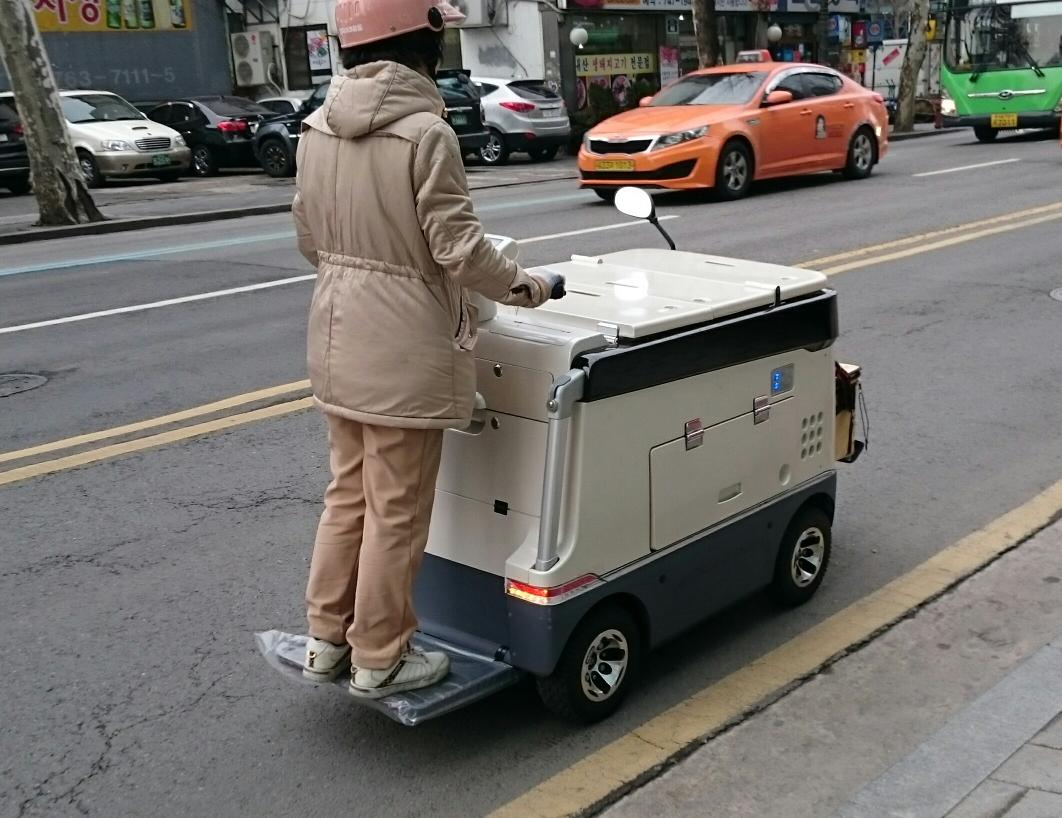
left=255, top=95, right=310, bottom=116
left=472, top=77, right=570, bottom=165
left=0, top=96, right=30, bottom=195
left=147, top=96, right=275, bottom=177
left=436, top=69, right=490, bottom=156
left=0, top=90, right=190, bottom=188
left=252, top=83, right=329, bottom=178
left=578, top=52, right=888, bottom=201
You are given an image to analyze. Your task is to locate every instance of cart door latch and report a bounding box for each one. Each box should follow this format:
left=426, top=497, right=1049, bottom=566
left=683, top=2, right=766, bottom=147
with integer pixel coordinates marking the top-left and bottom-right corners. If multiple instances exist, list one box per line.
left=685, top=418, right=704, bottom=450
left=754, top=396, right=771, bottom=425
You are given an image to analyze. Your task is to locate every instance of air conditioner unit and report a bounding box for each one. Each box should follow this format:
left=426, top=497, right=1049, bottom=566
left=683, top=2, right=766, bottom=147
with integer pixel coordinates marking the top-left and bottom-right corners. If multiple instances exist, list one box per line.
left=451, top=0, right=507, bottom=28
left=231, top=30, right=275, bottom=87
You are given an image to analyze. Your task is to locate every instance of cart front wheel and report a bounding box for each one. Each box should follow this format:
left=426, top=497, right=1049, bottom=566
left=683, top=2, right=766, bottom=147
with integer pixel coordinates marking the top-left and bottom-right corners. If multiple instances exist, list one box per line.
left=769, top=506, right=832, bottom=607
left=536, top=604, right=640, bottom=724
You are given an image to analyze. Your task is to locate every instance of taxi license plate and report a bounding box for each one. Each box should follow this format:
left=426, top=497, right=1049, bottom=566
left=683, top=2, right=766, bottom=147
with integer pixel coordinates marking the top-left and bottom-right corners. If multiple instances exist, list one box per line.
left=990, top=113, right=1018, bottom=128
left=595, top=159, right=635, bottom=171
left=151, top=154, right=171, bottom=167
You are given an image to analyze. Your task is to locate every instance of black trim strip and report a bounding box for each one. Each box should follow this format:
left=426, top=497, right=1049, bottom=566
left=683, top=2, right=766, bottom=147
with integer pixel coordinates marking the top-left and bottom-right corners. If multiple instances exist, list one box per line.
left=574, top=290, right=838, bottom=401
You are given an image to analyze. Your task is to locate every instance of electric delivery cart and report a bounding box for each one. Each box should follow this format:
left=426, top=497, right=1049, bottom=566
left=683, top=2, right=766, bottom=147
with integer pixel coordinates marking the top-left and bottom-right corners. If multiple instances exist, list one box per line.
left=259, top=190, right=865, bottom=725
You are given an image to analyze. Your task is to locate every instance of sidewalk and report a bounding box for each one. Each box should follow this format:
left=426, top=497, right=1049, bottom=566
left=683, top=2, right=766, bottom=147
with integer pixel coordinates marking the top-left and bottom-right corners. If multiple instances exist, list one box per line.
left=602, top=518, right=1062, bottom=818
left=0, top=157, right=579, bottom=244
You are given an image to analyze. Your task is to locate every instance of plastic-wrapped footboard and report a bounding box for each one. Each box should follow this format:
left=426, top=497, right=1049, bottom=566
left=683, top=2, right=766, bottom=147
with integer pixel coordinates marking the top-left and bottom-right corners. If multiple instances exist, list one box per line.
left=255, top=630, right=524, bottom=726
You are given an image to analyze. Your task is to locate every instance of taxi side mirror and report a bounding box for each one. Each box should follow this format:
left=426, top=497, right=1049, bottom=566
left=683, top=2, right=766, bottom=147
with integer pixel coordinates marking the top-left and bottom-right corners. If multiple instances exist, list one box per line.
left=763, top=89, right=794, bottom=107
left=639, top=96, right=654, bottom=107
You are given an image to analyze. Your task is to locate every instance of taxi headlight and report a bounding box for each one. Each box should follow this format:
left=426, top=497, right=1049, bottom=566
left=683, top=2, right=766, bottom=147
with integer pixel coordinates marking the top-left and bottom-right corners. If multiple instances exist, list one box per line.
left=652, top=126, right=708, bottom=150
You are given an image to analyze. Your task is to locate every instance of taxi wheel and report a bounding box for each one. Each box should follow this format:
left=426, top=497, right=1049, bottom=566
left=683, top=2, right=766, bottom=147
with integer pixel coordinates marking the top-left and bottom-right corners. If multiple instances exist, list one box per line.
left=714, top=141, right=752, bottom=200
left=841, top=128, right=876, bottom=180
left=593, top=188, right=617, bottom=203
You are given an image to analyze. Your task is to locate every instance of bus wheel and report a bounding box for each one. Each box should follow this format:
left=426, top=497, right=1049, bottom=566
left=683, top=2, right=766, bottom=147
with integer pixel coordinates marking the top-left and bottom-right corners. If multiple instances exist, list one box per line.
left=973, top=125, right=998, bottom=143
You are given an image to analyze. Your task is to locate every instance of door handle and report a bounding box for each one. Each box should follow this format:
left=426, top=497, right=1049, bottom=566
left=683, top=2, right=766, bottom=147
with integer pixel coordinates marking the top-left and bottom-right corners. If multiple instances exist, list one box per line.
left=800, top=108, right=814, bottom=116
left=844, top=102, right=856, bottom=109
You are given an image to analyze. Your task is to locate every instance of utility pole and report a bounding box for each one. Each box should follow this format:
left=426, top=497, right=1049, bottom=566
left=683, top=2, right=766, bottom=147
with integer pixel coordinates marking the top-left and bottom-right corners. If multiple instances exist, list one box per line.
left=818, top=0, right=832, bottom=66
left=0, top=0, right=104, bottom=225
left=692, top=0, right=720, bottom=68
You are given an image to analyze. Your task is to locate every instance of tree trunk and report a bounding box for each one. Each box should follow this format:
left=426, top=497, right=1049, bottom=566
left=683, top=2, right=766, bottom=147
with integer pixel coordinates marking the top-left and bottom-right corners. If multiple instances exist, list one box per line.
left=896, top=0, right=930, bottom=132
left=0, top=0, right=104, bottom=225
left=692, top=0, right=720, bottom=69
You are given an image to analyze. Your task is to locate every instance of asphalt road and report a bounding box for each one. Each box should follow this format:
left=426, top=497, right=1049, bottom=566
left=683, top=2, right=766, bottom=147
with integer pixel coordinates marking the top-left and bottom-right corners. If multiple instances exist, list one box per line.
left=2, top=129, right=1061, bottom=818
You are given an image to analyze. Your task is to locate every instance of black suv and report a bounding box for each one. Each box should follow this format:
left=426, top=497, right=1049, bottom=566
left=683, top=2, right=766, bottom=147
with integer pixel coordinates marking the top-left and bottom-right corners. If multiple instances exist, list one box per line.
left=0, top=96, right=30, bottom=196
left=253, top=72, right=489, bottom=178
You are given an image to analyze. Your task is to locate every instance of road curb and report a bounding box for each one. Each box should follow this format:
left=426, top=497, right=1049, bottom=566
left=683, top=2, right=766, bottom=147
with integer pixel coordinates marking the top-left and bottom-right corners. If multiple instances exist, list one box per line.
left=890, top=128, right=954, bottom=142
left=0, top=169, right=582, bottom=246
left=0, top=203, right=293, bottom=246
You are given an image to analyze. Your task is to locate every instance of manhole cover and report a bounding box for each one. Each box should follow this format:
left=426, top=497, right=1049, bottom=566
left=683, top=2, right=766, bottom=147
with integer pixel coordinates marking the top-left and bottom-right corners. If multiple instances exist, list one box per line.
left=1051, top=288, right=1062, bottom=303
left=0, top=373, right=48, bottom=398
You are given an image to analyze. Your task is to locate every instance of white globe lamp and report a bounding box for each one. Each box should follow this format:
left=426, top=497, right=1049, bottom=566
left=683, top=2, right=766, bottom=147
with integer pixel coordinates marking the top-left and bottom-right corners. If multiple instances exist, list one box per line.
left=570, top=27, right=589, bottom=49
left=767, top=23, right=783, bottom=44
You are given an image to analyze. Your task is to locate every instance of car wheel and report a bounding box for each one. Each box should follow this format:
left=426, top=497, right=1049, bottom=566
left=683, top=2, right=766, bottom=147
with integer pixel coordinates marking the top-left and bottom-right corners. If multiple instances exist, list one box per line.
left=714, top=141, right=752, bottom=200
left=259, top=138, right=294, bottom=178
left=479, top=129, right=509, bottom=166
left=593, top=188, right=616, bottom=203
left=973, top=125, right=998, bottom=143
left=841, top=127, right=876, bottom=180
left=155, top=171, right=182, bottom=183
left=77, top=150, right=104, bottom=188
left=536, top=604, right=641, bottom=724
left=769, top=506, right=832, bottom=607
left=528, top=145, right=559, bottom=162
left=191, top=144, right=218, bottom=177
left=5, top=174, right=31, bottom=195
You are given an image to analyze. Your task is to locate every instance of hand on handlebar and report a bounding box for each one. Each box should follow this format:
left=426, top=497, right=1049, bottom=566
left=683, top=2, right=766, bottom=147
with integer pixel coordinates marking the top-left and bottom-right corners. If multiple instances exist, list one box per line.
left=537, top=271, right=567, bottom=301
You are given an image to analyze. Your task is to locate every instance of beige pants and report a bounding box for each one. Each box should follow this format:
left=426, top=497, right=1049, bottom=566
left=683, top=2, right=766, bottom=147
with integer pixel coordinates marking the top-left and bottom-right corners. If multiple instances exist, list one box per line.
left=306, top=414, right=444, bottom=670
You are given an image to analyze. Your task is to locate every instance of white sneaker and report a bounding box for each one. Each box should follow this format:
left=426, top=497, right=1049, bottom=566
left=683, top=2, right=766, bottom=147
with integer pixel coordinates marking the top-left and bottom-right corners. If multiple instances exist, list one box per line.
left=303, top=637, right=351, bottom=682
left=349, top=645, right=450, bottom=699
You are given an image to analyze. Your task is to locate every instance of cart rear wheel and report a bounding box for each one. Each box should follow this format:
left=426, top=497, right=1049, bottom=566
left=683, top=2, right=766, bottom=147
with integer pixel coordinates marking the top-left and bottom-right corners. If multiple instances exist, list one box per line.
left=769, top=506, right=832, bottom=607
left=536, top=604, right=640, bottom=724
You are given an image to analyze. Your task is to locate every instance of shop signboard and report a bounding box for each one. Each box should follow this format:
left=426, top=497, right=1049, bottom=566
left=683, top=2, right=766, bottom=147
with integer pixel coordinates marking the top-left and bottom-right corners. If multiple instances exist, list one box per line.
left=34, top=0, right=193, bottom=32
left=575, top=52, right=658, bottom=76
left=783, top=0, right=862, bottom=13
left=561, top=0, right=778, bottom=8
left=659, top=46, right=680, bottom=84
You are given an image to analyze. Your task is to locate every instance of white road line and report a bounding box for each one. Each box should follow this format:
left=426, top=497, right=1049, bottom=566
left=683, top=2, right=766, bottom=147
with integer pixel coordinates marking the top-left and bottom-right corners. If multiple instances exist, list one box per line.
left=517, top=215, right=679, bottom=245
left=913, top=158, right=1021, bottom=178
left=0, top=217, right=678, bottom=335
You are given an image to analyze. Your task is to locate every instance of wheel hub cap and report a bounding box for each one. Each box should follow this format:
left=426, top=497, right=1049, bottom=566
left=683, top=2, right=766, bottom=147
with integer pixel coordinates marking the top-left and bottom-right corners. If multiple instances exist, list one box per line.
left=854, top=135, right=872, bottom=170
left=580, top=629, right=629, bottom=702
left=791, top=527, right=825, bottom=587
left=724, top=153, right=747, bottom=190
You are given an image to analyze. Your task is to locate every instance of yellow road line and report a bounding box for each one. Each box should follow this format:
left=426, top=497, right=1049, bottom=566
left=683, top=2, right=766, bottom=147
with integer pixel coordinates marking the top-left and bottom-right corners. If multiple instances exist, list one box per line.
left=817, top=209, right=1062, bottom=276
left=0, top=380, right=310, bottom=466
left=799, top=199, right=1062, bottom=270
left=489, top=478, right=1062, bottom=818
left=0, top=397, right=313, bottom=487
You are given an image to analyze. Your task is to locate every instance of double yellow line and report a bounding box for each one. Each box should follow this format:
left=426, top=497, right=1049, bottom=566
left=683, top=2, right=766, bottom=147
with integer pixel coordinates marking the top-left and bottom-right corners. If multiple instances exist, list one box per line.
left=3, top=198, right=1062, bottom=489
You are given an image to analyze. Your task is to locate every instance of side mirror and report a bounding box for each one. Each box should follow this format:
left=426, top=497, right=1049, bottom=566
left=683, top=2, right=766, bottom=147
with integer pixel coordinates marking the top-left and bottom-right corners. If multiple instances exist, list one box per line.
left=638, top=95, right=654, bottom=108
left=614, top=186, right=655, bottom=221
left=763, top=89, right=794, bottom=106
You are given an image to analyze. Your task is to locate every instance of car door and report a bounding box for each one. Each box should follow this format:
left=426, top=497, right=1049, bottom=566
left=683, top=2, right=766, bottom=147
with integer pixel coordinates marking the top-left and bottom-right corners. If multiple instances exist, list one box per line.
left=169, top=102, right=206, bottom=148
left=756, top=72, right=814, bottom=176
left=801, top=72, right=849, bottom=169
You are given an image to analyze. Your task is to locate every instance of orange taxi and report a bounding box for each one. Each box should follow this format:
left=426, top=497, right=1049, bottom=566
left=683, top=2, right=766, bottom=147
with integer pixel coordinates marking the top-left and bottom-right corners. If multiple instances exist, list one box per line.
left=579, top=51, right=889, bottom=201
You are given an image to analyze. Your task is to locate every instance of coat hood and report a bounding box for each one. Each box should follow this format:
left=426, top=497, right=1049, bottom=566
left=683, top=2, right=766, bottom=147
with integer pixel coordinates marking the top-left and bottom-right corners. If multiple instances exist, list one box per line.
left=303, top=61, right=445, bottom=139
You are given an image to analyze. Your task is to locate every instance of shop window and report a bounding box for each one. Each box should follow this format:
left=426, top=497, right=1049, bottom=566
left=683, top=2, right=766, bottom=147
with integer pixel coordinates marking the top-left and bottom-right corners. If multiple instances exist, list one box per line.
left=283, top=27, right=313, bottom=91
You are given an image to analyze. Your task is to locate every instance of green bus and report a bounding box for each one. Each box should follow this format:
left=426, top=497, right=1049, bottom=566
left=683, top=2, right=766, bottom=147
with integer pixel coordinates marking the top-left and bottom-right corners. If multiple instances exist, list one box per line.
left=940, top=0, right=1062, bottom=141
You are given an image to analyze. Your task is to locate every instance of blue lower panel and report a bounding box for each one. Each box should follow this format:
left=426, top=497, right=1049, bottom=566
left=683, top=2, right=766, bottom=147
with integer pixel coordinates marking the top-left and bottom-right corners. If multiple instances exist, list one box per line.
left=413, top=554, right=509, bottom=657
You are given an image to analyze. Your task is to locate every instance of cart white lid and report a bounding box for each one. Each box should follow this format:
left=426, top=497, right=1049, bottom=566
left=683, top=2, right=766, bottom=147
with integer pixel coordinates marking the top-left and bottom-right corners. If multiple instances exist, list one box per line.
left=522, top=249, right=829, bottom=340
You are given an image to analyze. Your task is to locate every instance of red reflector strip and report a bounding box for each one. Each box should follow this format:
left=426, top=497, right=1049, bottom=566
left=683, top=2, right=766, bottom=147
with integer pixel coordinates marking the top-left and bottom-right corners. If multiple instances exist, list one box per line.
left=506, top=574, right=599, bottom=605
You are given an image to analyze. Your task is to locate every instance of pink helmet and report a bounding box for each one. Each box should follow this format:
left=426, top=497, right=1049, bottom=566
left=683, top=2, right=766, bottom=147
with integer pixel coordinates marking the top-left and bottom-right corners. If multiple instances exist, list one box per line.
left=335, top=0, right=465, bottom=49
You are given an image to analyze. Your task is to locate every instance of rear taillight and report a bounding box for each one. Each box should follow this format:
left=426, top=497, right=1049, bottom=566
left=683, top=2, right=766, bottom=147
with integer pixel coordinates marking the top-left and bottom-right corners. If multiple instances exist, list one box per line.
left=872, top=93, right=885, bottom=105
left=13, top=123, right=24, bottom=136
left=218, top=119, right=248, bottom=134
left=500, top=101, right=536, bottom=113
left=505, top=574, right=600, bottom=606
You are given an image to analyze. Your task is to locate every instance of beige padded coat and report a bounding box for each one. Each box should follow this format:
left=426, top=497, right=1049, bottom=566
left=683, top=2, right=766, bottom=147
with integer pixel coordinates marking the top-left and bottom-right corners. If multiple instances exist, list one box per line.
left=293, top=61, right=550, bottom=429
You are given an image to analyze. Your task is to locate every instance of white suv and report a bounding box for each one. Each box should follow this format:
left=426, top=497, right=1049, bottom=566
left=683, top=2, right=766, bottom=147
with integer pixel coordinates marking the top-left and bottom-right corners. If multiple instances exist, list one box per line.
left=0, top=90, right=192, bottom=187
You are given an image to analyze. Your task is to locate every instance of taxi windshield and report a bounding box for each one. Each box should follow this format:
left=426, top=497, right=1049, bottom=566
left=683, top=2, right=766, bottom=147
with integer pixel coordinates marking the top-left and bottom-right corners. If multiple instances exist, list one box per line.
left=651, top=72, right=768, bottom=106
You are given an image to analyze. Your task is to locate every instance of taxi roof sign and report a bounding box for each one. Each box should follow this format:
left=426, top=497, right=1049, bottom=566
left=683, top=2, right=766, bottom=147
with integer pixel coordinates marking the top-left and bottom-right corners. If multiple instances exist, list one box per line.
left=735, top=49, right=772, bottom=63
